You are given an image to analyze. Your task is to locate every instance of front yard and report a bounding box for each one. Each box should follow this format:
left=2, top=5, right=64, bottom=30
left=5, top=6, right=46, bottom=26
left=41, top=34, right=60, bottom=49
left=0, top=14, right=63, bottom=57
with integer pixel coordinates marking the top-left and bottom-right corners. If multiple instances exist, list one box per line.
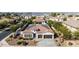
left=6, top=34, right=38, bottom=46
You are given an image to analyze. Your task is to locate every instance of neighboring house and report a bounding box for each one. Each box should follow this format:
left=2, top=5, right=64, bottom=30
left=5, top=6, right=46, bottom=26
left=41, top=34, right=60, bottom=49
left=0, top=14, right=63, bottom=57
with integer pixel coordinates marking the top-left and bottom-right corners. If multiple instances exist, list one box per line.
left=63, top=20, right=79, bottom=32
left=67, top=16, right=79, bottom=20
left=48, top=16, right=64, bottom=22
left=75, top=16, right=79, bottom=20
left=33, top=17, right=46, bottom=24
left=21, top=13, right=32, bottom=19
left=24, top=16, right=32, bottom=19
left=66, top=16, right=76, bottom=20
left=21, top=24, right=54, bottom=40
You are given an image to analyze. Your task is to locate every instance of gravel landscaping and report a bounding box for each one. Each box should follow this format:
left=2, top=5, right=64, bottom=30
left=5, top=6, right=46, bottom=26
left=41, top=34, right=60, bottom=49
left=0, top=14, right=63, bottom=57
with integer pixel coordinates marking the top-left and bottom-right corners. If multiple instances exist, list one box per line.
left=6, top=35, right=38, bottom=46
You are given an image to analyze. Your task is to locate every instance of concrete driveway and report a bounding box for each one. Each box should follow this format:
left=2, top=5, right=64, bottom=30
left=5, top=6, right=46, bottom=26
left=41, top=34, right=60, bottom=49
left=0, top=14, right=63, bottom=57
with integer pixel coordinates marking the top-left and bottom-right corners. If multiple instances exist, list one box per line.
left=36, top=39, right=57, bottom=47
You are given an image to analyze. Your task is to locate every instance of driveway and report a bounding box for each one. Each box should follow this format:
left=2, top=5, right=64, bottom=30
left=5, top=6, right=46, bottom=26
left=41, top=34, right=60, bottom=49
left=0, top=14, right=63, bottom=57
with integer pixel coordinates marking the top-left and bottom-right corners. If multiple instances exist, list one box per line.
left=0, top=30, right=12, bottom=41
left=36, top=39, right=57, bottom=47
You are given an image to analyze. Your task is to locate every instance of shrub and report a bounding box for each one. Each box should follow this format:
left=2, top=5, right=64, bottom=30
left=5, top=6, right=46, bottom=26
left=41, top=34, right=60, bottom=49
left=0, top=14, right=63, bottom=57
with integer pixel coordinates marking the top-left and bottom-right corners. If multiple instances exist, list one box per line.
left=17, top=40, right=28, bottom=46
left=31, top=16, right=36, bottom=19
left=10, top=35, right=13, bottom=38
left=68, top=15, right=73, bottom=17
left=48, top=20, right=72, bottom=39
left=10, top=25, right=19, bottom=32
left=0, top=20, right=8, bottom=29
left=19, top=36, right=23, bottom=40
left=6, top=38, right=12, bottom=42
left=63, top=17, right=67, bottom=21
left=47, top=20, right=54, bottom=27
left=23, top=41, right=28, bottom=46
left=17, top=40, right=23, bottom=45
left=22, top=20, right=27, bottom=24
left=73, top=31, right=79, bottom=40
left=51, top=13, right=57, bottom=17
left=68, top=42, right=73, bottom=46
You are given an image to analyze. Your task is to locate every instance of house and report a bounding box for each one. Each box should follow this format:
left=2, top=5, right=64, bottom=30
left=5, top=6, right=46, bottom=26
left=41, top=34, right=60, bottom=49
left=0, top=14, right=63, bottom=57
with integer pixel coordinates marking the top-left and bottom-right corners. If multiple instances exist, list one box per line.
left=21, top=13, right=32, bottom=19
left=24, top=16, right=32, bottom=19
left=66, top=16, right=76, bottom=20
left=33, top=17, right=46, bottom=24
left=66, top=15, right=79, bottom=20
left=20, top=24, right=54, bottom=40
left=48, top=15, right=64, bottom=22
left=63, top=20, right=79, bottom=32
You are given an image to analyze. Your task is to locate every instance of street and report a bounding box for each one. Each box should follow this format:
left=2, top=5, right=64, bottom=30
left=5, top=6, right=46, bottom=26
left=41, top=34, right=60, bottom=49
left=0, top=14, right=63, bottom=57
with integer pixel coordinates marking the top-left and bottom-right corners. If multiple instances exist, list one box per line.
left=0, top=30, right=12, bottom=41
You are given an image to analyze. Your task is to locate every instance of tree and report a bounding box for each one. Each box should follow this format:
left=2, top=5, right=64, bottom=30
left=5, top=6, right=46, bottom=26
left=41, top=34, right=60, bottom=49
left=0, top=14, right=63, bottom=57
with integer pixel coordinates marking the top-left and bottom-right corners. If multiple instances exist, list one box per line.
left=0, top=20, right=8, bottom=29
left=51, top=21, right=72, bottom=39
left=31, top=16, right=36, bottom=19
left=47, top=20, right=54, bottom=27
left=10, top=25, right=19, bottom=32
left=68, top=15, right=73, bottom=17
left=17, top=22, right=23, bottom=28
left=73, top=31, right=79, bottom=39
left=75, top=15, right=79, bottom=17
left=63, top=17, right=67, bottom=21
left=63, top=30, right=72, bottom=40
left=57, top=13, right=60, bottom=15
left=27, top=19, right=33, bottom=24
left=5, top=13, right=12, bottom=19
left=51, top=13, right=57, bottom=17
left=22, top=20, right=27, bottom=25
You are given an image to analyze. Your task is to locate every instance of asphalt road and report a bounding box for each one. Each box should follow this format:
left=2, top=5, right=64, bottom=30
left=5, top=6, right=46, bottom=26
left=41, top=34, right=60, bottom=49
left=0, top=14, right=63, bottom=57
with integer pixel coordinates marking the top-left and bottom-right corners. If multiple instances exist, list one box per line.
left=0, top=30, right=12, bottom=41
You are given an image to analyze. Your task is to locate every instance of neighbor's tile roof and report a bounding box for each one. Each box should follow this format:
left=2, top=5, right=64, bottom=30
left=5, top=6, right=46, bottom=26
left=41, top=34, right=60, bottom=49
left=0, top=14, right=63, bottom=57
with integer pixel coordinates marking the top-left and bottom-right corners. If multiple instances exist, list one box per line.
left=33, top=17, right=45, bottom=22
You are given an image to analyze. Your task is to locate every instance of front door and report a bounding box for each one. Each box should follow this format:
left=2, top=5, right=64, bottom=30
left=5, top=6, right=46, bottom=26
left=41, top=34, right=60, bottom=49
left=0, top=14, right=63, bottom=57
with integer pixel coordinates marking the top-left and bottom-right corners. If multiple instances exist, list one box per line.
left=33, top=33, right=36, bottom=38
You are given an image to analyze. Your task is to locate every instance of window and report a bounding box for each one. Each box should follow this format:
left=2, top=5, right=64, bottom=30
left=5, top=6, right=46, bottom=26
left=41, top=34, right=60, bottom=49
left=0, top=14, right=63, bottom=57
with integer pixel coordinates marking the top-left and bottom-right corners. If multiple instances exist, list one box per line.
left=38, top=35, right=42, bottom=38
left=44, top=35, right=52, bottom=38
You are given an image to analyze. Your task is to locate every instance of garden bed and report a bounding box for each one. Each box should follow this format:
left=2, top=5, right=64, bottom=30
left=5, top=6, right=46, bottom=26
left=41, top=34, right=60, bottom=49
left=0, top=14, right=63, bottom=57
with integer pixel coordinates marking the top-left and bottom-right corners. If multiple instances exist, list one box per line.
left=6, top=35, right=38, bottom=46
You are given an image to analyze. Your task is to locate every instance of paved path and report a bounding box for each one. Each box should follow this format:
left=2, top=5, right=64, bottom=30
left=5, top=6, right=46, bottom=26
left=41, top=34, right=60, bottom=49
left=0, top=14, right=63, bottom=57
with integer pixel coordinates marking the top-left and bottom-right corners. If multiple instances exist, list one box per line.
left=0, top=40, right=10, bottom=47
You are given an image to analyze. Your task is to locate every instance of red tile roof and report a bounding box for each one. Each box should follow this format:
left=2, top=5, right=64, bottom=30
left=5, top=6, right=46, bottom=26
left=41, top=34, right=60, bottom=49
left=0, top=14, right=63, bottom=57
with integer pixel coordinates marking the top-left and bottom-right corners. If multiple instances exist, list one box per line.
left=22, top=24, right=53, bottom=33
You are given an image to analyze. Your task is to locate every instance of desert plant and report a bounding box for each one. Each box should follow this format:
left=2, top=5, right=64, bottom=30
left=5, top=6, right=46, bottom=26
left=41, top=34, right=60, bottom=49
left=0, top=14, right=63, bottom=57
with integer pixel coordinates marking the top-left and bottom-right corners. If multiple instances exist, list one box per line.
left=17, top=40, right=23, bottom=45
left=17, top=40, right=28, bottom=46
